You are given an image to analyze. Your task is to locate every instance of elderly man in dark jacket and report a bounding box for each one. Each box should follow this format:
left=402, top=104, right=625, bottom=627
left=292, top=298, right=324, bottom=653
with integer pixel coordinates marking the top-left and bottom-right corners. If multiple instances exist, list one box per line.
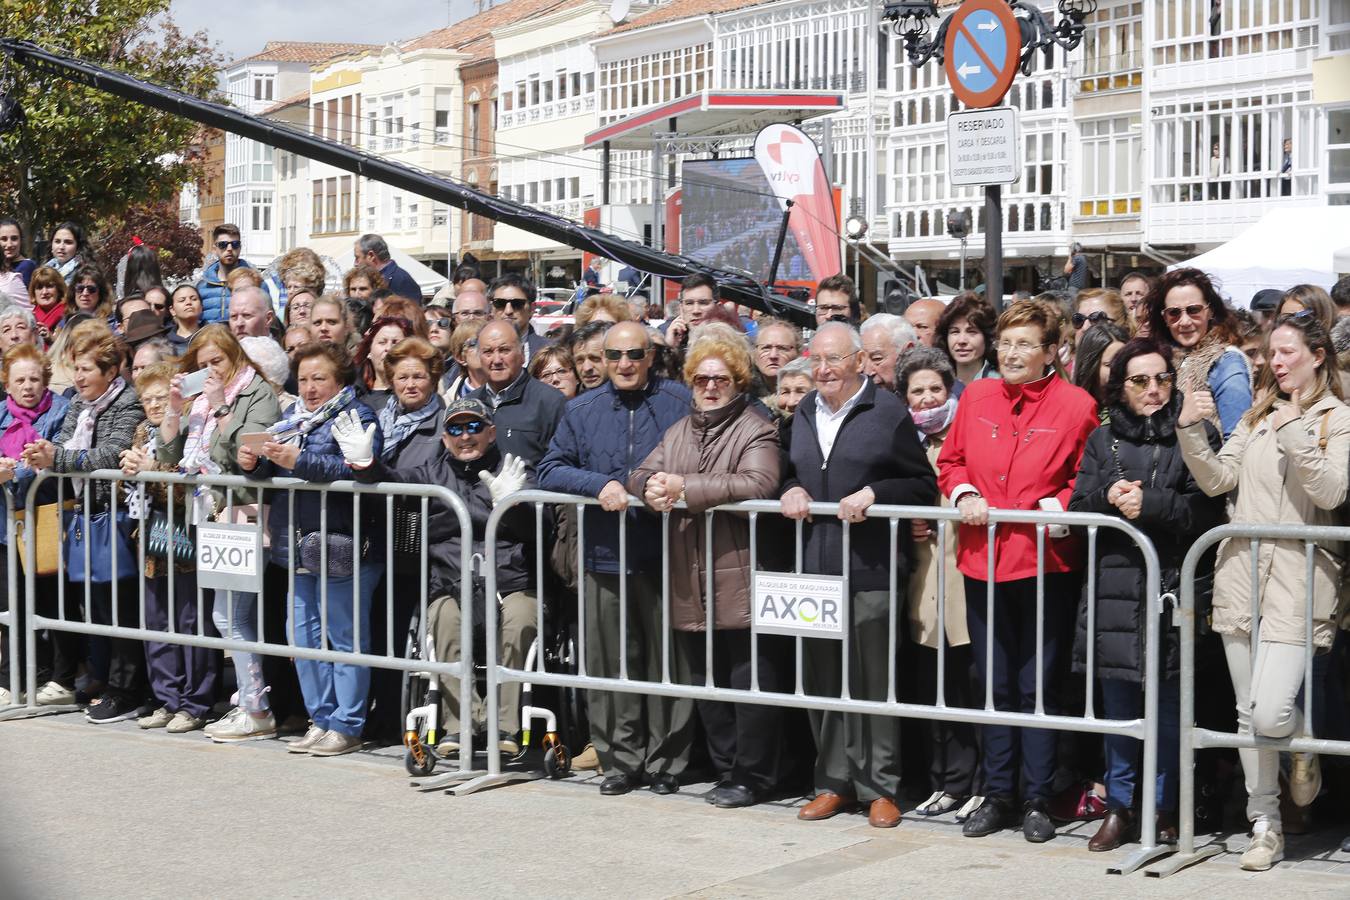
left=781, top=321, right=938, bottom=828
left=468, top=319, right=566, bottom=466
left=338, top=397, right=533, bottom=753
left=537, top=320, right=696, bottom=796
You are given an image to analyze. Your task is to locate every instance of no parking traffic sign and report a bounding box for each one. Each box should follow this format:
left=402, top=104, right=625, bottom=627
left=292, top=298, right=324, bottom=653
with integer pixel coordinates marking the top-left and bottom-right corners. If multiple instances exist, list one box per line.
left=943, top=0, right=1021, bottom=109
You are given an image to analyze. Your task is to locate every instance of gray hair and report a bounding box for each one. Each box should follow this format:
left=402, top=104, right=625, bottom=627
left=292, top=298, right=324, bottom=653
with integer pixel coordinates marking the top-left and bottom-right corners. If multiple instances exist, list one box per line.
left=860, top=312, right=917, bottom=351
left=240, top=335, right=290, bottom=386
left=689, top=321, right=749, bottom=349
left=811, top=320, right=862, bottom=353
left=0, top=304, right=36, bottom=331
left=777, top=354, right=816, bottom=388
left=230, top=284, right=269, bottom=315
left=134, top=337, right=174, bottom=362
left=755, top=317, right=803, bottom=351
left=357, top=233, right=391, bottom=262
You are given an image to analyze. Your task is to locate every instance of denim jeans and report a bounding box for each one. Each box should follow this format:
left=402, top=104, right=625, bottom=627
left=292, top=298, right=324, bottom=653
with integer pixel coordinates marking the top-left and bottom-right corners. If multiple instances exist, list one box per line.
left=290, top=563, right=380, bottom=737
left=1100, top=677, right=1180, bottom=813
left=213, top=590, right=269, bottom=713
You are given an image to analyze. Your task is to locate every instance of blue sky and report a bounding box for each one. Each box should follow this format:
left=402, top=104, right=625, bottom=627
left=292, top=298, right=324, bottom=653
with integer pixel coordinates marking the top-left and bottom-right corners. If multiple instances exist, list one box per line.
left=170, top=0, right=479, bottom=63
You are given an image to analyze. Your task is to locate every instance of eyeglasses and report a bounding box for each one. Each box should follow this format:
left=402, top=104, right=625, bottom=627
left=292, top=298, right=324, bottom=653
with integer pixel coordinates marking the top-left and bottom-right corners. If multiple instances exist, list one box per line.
left=141, top=394, right=170, bottom=406
left=454, top=308, right=488, bottom=319
left=815, top=304, right=850, bottom=316
left=692, top=374, right=732, bottom=389
left=812, top=350, right=860, bottom=369
left=1162, top=303, right=1207, bottom=324
left=430, top=317, right=453, bottom=330
left=995, top=340, right=1049, bottom=355
left=1123, top=373, right=1175, bottom=391
left=538, top=367, right=570, bottom=380
left=215, top=240, right=242, bottom=250
left=74, top=284, right=99, bottom=295
left=604, top=347, right=648, bottom=361
left=491, top=297, right=530, bottom=311
left=1071, top=311, right=1110, bottom=329
left=445, top=419, right=488, bottom=436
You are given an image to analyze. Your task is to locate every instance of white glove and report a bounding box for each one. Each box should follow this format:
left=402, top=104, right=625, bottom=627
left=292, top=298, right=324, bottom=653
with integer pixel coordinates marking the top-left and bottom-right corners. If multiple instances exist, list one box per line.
left=479, top=453, right=527, bottom=506
left=331, top=408, right=375, bottom=468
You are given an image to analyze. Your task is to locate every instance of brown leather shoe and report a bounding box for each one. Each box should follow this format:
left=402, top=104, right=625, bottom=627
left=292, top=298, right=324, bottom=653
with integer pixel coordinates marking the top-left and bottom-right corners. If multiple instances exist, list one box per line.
left=868, top=797, right=902, bottom=828
left=797, top=791, right=856, bottom=821
left=1087, top=809, right=1135, bottom=852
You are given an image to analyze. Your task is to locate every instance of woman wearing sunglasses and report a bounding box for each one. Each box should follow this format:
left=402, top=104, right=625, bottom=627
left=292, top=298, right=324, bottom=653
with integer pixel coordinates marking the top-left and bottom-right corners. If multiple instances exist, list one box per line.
left=65, top=265, right=116, bottom=327
left=1145, top=267, right=1252, bottom=439
left=1068, top=339, right=1224, bottom=852
left=628, top=333, right=782, bottom=808
left=1177, top=312, right=1350, bottom=871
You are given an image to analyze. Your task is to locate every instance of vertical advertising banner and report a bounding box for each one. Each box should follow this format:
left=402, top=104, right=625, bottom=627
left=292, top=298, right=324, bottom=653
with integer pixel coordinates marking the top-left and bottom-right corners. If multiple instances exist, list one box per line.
left=753, top=124, right=842, bottom=282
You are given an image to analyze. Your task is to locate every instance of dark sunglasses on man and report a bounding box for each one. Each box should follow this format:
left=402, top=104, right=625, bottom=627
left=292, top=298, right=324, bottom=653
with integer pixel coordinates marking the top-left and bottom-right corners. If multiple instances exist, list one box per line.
left=215, top=240, right=242, bottom=250
left=445, top=419, right=488, bottom=436
left=603, top=347, right=648, bottom=361
left=491, top=297, right=529, bottom=311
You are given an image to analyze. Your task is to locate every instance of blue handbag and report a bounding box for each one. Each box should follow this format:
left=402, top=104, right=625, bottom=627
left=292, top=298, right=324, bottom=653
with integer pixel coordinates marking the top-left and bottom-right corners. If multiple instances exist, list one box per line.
left=64, top=507, right=135, bottom=584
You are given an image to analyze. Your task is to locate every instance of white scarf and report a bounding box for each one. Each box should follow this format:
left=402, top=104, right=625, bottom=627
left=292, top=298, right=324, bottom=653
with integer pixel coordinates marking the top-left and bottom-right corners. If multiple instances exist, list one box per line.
left=68, top=377, right=126, bottom=453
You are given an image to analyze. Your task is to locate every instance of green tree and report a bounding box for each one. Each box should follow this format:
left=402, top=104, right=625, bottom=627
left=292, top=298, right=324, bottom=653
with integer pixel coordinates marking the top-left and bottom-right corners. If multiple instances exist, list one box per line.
left=0, top=0, right=221, bottom=255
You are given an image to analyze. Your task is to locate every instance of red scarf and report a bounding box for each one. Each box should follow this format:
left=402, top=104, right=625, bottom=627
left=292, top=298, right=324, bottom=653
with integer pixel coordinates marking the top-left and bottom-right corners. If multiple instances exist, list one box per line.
left=32, top=301, right=63, bottom=335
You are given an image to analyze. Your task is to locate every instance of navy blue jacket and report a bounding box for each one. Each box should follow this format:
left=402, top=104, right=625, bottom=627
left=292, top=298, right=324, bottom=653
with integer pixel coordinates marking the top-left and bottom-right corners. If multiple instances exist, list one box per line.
left=380, top=259, right=422, bottom=301
left=538, top=376, right=691, bottom=575
left=244, top=394, right=383, bottom=568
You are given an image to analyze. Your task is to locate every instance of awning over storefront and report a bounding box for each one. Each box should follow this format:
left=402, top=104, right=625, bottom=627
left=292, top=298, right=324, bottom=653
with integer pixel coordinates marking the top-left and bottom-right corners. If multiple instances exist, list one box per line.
left=583, top=89, right=846, bottom=151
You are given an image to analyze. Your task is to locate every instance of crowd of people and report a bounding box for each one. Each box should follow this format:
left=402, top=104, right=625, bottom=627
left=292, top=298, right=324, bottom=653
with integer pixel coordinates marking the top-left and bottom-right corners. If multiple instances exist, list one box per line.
left=1, top=213, right=1350, bottom=869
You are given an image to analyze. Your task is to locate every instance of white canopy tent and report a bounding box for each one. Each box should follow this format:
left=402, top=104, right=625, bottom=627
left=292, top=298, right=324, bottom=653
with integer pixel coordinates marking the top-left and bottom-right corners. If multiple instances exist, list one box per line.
left=1336, top=242, right=1350, bottom=276
left=301, top=236, right=448, bottom=300
left=1169, top=207, right=1350, bottom=308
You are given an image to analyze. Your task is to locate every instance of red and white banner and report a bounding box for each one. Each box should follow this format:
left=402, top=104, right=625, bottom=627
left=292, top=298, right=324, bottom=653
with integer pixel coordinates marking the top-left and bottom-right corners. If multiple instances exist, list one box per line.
left=753, top=124, right=841, bottom=283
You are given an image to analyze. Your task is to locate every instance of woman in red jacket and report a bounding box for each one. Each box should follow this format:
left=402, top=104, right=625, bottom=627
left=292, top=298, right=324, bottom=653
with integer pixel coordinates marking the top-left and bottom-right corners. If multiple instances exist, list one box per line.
left=936, top=299, right=1100, bottom=843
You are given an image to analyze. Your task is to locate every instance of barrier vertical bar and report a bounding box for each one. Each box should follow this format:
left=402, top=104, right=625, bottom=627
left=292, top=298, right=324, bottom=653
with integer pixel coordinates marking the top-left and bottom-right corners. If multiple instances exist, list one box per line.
left=1304, top=541, right=1315, bottom=735
left=840, top=519, right=850, bottom=701
left=1034, top=524, right=1045, bottom=716
left=385, top=494, right=394, bottom=654
left=4, top=491, right=18, bottom=703
left=165, top=481, right=174, bottom=633
left=136, top=482, right=147, bottom=632
left=1084, top=525, right=1097, bottom=718
left=936, top=518, right=948, bottom=707
left=319, top=487, right=329, bottom=652
left=535, top=504, right=545, bottom=673
left=661, top=509, right=671, bottom=683
left=352, top=490, right=361, bottom=654
left=704, top=510, right=714, bottom=689
left=749, top=511, right=760, bottom=692
left=886, top=516, right=898, bottom=704
left=794, top=516, right=803, bottom=696
left=575, top=503, right=586, bottom=677
left=984, top=523, right=995, bottom=711
left=618, top=505, right=628, bottom=681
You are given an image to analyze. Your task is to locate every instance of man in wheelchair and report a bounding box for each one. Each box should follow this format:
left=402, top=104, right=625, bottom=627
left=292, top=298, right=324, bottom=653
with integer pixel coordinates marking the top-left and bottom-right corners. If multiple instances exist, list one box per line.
left=335, top=397, right=534, bottom=754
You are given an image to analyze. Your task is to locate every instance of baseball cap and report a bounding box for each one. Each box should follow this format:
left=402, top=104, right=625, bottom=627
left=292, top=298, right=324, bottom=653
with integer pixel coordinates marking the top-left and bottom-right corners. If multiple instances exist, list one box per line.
left=444, top=397, right=493, bottom=426
left=1250, top=289, right=1283, bottom=313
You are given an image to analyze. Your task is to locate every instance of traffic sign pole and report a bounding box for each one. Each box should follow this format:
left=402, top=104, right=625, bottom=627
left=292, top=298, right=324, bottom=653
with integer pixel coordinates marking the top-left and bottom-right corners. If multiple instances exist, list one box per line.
left=943, top=0, right=1021, bottom=309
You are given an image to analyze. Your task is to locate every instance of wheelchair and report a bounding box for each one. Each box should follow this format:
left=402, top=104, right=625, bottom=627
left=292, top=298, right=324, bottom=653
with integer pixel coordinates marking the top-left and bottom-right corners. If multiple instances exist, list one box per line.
left=399, top=601, right=588, bottom=780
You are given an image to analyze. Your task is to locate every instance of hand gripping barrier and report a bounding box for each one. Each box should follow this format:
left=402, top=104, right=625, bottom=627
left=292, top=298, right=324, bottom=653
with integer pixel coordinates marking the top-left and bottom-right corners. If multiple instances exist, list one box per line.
left=455, top=490, right=1168, bottom=875
left=1149, top=522, right=1350, bottom=878
left=0, top=469, right=482, bottom=781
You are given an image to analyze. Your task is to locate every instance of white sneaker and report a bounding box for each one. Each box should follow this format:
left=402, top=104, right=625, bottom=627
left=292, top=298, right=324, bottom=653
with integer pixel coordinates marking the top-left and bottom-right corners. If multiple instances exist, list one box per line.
left=35, top=681, right=75, bottom=705
left=288, top=724, right=327, bottom=754
left=1240, top=819, right=1285, bottom=871
left=138, top=706, right=172, bottom=729
left=1290, top=752, right=1322, bottom=808
left=955, top=794, right=986, bottom=822
left=209, top=708, right=277, bottom=743
left=0, top=686, right=21, bottom=706
left=166, top=710, right=205, bottom=734
left=203, top=707, right=241, bottom=737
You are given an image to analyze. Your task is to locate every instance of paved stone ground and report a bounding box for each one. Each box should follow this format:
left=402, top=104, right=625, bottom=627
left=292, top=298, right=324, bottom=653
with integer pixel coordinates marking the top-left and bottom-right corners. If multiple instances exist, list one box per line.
left=2, top=712, right=1350, bottom=899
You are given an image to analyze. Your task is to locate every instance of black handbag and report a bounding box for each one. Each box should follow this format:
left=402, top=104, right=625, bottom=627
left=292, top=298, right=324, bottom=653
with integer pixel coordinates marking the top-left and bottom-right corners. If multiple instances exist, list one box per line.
left=297, top=531, right=367, bottom=579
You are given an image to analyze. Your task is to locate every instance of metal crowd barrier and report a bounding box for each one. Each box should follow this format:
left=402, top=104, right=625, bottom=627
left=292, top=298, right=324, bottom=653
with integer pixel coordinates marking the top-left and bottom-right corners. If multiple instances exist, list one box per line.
left=458, top=489, right=1168, bottom=875
left=0, top=469, right=480, bottom=778
left=1152, top=522, right=1350, bottom=878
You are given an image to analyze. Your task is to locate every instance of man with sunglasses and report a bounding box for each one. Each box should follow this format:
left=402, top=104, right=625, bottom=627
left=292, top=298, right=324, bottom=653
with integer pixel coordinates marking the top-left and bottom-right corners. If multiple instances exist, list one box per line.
left=335, top=396, right=536, bottom=755
left=487, top=272, right=549, bottom=364
left=195, top=224, right=257, bottom=325
left=466, top=320, right=566, bottom=467
left=538, top=320, right=696, bottom=797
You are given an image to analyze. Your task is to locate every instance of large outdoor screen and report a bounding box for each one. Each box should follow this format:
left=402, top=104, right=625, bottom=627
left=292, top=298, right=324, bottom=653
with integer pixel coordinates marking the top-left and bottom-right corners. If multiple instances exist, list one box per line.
left=680, top=158, right=810, bottom=284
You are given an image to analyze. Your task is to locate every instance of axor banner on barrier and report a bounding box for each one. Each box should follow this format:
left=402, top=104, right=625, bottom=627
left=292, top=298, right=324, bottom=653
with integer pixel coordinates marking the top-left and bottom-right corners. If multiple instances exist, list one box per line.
left=196, top=522, right=264, bottom=593
left=752, top=572, right=847, bottom=639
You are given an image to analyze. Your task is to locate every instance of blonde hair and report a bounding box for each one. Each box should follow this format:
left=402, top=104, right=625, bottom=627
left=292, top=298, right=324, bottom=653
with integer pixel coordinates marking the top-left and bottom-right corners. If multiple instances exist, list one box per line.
left=134, top=360, right=175, bottom=394
left=575, top=294, right=634, bottom=328
left=2, top=343, right=51, bottom=386
left=683, top=334, right=753, bottom=391
left=67, top=320, right=126, bottom=376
